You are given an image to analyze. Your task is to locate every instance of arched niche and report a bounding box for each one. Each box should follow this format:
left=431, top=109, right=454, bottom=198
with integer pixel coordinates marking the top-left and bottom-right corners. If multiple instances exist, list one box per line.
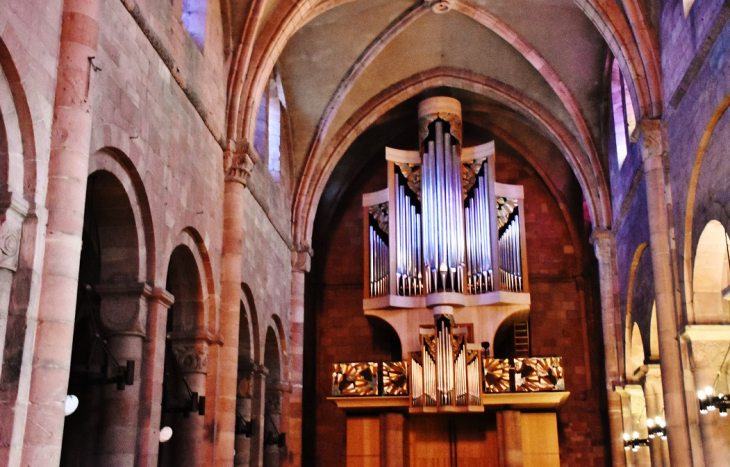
left=692, top=220, right=730, bottom=324
left=626, top=321, right=645, bottom=377
left=158, top=244, right=208, bottom=467
left=649, top=302, right=659, bottom=361
left=263, top=325, right=284, bottom=467
left=61, top=170, right=143, bottom=467
left=234, top=287, right=259, bottom=467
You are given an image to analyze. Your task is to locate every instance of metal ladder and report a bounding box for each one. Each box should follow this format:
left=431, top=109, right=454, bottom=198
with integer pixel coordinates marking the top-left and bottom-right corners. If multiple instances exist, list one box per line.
left=514, top=321, right=530, bottom=357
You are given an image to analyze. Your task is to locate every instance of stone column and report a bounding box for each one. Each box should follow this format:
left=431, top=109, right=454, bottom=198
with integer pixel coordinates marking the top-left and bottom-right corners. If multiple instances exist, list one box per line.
left=592, top=229, right=628, bottom=466
left=249, top=363, right=269, bottom=467
left=683, top=326, right=730, bottom=467
left=643, top=364, right=669, bottom=467
left=95, top=282, right=152, bottom=467
left=264, top=385, right=284, bottom=467
left=497, top=410, right=523, bottom=467
left=137, top=287, right=174, bottom=467
left=234, top=368, right=254, bottom=466
left=625, top=384, right=652, bottom=467
left=0, top=192, right=27, bottom=371
left=215, top=140, right=256, bottom=466
left=21, top=0, right=101, bottom=463
left=638, top=118, right=692, bottom=465
left=168, top=334, right=210, bottom=467
left=286, top=246, right=310, bottom=467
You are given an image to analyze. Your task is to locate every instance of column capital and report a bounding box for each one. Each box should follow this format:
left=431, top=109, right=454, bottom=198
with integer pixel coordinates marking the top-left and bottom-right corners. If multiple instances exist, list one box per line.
left=0, top=191, right=28, bottom=272
left=291, top=243, right=313, bottom=273
left=96, top=281, right=153, bottom=337
left=637, top=118, right=667, bottom=163
left=224, top=138, right=259, bottom=186
left=170, top=338, right=210, bottom=374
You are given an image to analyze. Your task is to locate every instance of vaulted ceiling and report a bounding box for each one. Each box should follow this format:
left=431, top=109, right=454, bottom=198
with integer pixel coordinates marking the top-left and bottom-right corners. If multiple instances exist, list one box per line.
left=223, top=0, right=662, bottom=242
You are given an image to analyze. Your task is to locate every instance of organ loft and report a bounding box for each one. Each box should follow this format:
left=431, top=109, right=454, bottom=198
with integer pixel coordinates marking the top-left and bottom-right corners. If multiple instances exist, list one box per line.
left=331, top=97, right=567, bottom=466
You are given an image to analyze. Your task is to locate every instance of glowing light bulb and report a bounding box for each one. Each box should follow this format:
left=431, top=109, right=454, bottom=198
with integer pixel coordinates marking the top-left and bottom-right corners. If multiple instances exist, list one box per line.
left=705, top=386, right=714, bottom=396
left=633, top=431, right=639, bottom=439
left=64, top=394, right=79, bottom=416
left=159, top=426, right=173, bottom=443
left=698, top=390, right=707, bottom=399
left=647, top=418, right=655, bottom=428
left=623, top=433, right=630, bottom=441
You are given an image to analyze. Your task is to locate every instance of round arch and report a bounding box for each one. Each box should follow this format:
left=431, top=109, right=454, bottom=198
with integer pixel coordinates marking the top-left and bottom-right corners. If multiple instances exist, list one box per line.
left=292, top=68, right=611, bottom=250
left=683, top=93, right=730, bottom=323
left=89, top=148, right=154, bottom=284
left=691, top=220, right=730, bottom=324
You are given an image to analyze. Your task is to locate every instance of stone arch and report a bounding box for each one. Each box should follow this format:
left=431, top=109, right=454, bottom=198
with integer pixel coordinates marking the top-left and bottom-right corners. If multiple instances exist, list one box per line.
left=293, top=68, right=611, bottom=251
left=684, top=92, right=730, bottom=323
left=166, top=228, right=216, bottom=333
left=0, top=37, right=38, bottom=202
left=263, top=324, right=284, bottom=466
left=61, top=168, right=148, bottom=467
left=233, top=285, right=259, bottom=467
left=158, top=242, right=210, bottom=467
left=88, top=148, right=154, bottom=283
left=625, top=243, right=648, bottom=376
left=691, top=220, right=730, bottom=324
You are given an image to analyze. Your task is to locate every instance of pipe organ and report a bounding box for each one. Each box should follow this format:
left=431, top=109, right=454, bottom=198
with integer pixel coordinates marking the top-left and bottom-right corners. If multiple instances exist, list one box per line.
left=363, top=96, right=528, bottom=305
left=337, top=97, right=567, bottom=467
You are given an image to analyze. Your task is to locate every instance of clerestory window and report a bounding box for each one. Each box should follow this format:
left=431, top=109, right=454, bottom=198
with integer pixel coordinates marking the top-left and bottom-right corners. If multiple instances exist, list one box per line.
left=611, top=59, right=636, bottom=169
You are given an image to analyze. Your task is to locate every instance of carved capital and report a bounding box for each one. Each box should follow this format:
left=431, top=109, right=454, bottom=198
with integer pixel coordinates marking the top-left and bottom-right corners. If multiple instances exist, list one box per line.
left=223, top=139, right=258, bottom=185
left=689, top=340, right=730, bottom=371
left=0, top=192, right=28, bottom=272
left=265, top=390, right=282, bottom=415
left=237, top=373, right=253, bottom=399
left=638, top=118, right=666, bottom=163
left=291, top=244, right=313, bottom=273
left=171, top=340, right=209, bottom=374
left=589, top=228, right=614, bottom=262
left=97, top=282, right=153, bottom=337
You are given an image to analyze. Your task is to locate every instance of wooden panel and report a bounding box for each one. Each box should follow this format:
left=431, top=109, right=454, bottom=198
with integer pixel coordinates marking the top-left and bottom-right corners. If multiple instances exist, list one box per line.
left=521, top=412, right=560, bottom=467
left=347, top=415, right=380, bottom=467
left=409, top=414, right=498, bottom=467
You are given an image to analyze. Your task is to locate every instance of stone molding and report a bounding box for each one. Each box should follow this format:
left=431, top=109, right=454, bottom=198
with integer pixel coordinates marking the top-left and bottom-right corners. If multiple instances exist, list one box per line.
left=638, top=118, right=667, bottom=163
left=0, top=192, right=29, bottom=272
left=291, top=243, right=313, bottom=273
left=223, top=139, right=258, bottom=185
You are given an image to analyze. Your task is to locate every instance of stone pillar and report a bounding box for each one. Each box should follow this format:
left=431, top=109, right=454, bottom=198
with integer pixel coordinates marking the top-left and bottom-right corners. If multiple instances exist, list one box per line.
left=234, top=368, right=254, bottom=466
left=21, top=0, right=101, bottom=463
left=625, top=384, right=652, bottom=467
left=215, top=140, right=256, bottom=466
left=264, top=385, right=284, bottom=467
left=286, top=246, right=310, bottom=467
left=168, top=334, right=210, bottom=467
left=638, top=118, right=692, bottom=465
left=643, top=364, right=670, bottom=467
left=137, top=287, right=174, bottom=467
left=0, top=192, right=27, bottom=372
left=250, top=363, right=269, bottom=467
left=497, top=410, right=523, bottom=467
left=96, top=282, right=152, bottom=467
left=683, top=326, right=730, bottom=467
left=592, top=230, right=628, bottom=466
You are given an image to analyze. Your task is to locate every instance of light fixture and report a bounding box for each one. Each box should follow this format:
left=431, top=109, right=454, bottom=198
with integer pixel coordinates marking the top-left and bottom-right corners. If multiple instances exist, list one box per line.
left=159, top=426, right=173, bottom=443
left=235, top=411, right=255, bottom=437
left=623, top=415, right=667, bottom=451
left=64, top=394, right=79, bottom=416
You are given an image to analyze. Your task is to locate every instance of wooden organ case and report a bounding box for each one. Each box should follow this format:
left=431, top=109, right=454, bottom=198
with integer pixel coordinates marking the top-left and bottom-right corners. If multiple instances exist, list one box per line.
left=330, top=97, right=568, bottom=467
